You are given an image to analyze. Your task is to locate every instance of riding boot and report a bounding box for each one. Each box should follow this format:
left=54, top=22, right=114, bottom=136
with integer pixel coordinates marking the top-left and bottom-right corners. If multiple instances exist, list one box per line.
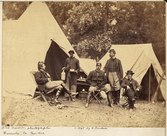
left=116, top=90, right=120, bottom=104
left=85, top=92, right=92, bottom=108
left=132, top=98, right=136, bottom=109
left=112, top=91, right=117, bottom=104
left=55, top=89, right=61, bottom=104
left=106, top=91, right=112, bottom=107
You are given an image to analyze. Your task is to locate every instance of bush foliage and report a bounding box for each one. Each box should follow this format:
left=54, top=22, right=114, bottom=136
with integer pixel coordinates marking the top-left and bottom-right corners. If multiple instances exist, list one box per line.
left=3, top=1, right=165, bottom=69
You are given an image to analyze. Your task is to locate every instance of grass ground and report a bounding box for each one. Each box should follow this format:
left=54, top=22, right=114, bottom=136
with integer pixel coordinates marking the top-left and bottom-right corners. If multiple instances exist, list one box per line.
left=2, top=93, right=165, bottom=127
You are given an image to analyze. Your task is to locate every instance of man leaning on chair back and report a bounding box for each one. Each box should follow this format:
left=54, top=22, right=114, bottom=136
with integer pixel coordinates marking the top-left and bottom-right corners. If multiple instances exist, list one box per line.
left=34, top=61, right=76, bottom=104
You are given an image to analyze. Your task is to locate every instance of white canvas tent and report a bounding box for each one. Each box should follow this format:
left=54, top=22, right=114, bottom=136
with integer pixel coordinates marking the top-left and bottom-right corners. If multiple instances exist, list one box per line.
left=3, top=2, right=83, bottom=96
left=79, top=58, right=96, bottom=75
left=99, top=44, right=166, bottom=100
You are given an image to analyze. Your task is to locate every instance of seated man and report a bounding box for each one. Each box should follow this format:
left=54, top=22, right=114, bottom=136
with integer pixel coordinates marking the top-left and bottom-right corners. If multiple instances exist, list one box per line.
left=85, top=62, right=112, bottom=108
left=121, top=70, right=140, bottom=110
left=34, top=61, right=76, bottom=103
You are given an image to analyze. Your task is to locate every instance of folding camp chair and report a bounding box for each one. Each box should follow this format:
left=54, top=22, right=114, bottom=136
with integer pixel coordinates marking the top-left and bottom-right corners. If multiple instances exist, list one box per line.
left=90, top=89, right=102, bottom=104
left=30, top=71, right=56, bottom=105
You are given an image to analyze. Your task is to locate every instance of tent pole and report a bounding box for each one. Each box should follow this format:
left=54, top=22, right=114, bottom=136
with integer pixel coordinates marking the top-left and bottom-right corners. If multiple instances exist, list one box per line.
left=148, top=67, right=151, bottom=102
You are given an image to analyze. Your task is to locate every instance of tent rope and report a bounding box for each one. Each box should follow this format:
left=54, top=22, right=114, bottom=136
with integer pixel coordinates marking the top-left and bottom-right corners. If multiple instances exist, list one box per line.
left=130, top=50, right=144, bottom=71
left=122, top=50, right=145, bottom=79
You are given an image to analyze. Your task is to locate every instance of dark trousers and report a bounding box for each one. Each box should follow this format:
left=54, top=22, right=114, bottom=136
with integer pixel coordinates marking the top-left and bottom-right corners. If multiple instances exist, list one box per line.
left=125, top=88, right=135, bottom=109
left=111, top=90, right=120, bottom=104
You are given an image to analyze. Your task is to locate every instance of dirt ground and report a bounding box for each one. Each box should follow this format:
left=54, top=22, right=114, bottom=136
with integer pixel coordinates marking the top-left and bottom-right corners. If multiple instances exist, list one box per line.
left=2, top=92, right=165, bottom=127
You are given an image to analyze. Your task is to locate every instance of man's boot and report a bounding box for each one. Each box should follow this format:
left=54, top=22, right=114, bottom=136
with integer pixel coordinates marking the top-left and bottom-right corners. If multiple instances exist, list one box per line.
left=107, top=91, right=112, bottom=107
left=55, top=89, right=61, bottom=104
left=50, top=95, right=56, bottom=105
left=85, top=92, right=91, bottom=108
left=112, top=91, right=117, bottom=104
left=115, top=90, right=121, bottom=106
left=132, top=98, right=136, bottom=109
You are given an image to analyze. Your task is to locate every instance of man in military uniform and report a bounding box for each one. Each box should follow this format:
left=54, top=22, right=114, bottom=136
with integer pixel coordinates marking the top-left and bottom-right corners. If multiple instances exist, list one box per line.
left=104, top=49, right=123, bottom=105
left=85, top=62, right=112, bottom=108
left=35, top=61, right=75, bottom=103
left=63, top=50, right=80, bottom=101
left=121, top=70, right=140, bottom=110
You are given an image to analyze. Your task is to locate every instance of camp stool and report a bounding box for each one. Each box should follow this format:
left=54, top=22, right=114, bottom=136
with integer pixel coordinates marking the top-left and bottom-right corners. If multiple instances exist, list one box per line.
left=89, top=89, right=103, bottom=105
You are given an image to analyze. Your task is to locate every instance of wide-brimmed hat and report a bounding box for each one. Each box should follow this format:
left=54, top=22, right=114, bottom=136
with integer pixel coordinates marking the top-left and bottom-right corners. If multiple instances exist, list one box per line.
left=68, top=50, right=75, bottom=54
left=126, top=70, right=134, bottom=75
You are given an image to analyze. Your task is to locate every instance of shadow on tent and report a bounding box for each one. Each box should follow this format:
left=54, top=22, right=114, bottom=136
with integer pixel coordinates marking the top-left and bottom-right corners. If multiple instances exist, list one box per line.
left=140, top=65, right=164, bottom=102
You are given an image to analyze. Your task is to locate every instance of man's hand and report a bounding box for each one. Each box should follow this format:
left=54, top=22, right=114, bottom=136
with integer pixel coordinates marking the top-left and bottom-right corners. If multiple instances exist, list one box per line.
left=136, top=88, right=140, bottom=91
left=75, top=70, right=79, bottom=74
left=48, top=78, right=51, bottom=82
left=62, top=67, right=65, bottom=71
left=96, top=86, right=101, bottom=91
left=126, top=85, right=130, bottom=90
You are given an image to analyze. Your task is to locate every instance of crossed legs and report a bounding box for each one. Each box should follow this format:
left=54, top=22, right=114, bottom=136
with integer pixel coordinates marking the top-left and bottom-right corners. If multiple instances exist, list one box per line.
left=45, top=80, right=76, bottom=103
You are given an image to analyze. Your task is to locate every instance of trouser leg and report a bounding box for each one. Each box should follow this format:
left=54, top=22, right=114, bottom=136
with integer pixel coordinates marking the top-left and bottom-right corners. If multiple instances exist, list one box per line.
left=65, top=74, right=71, bottom=98
left=86, top=91, right=92, bottom=103
left=85, top=86, right=95, bottom=108
left=70, top=73, right=77, bottom=98
left=128, top=99, right=135, bottom=109
left=128, top=99, right=132, bottom=109
left=112, top=91, right=117, bottom=104
left=126, top=89, right=135, bottom=109
left=71, top=85, right=77, bottom=98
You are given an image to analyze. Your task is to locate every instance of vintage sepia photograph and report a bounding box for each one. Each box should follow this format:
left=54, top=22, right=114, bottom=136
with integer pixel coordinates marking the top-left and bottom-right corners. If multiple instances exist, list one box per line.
left=2, top=1, right=166, bottom=129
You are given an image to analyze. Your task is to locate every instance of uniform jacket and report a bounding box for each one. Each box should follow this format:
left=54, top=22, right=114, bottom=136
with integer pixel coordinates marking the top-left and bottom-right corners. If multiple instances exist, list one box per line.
left=64, top=57, right=80, bottom=72
left=104, top=58, right=123, bottom=80
left=86, top=69, right=107, bottom=88
left=34, top=70, right=51, bottom=85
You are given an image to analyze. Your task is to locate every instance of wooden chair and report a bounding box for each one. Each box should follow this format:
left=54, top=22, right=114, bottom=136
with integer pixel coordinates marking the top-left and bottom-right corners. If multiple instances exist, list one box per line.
left=30, top=71, right=56, bottom=105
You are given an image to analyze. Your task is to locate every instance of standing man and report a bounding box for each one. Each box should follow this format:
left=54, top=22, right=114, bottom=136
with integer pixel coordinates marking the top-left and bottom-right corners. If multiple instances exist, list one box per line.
left=121, top=70, right=140, bottom=110
left=104, top=49, right=123, bottom=105
left=63, top=50, right=80, bottom=101
left=85, top=62, right=112, bottom=108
